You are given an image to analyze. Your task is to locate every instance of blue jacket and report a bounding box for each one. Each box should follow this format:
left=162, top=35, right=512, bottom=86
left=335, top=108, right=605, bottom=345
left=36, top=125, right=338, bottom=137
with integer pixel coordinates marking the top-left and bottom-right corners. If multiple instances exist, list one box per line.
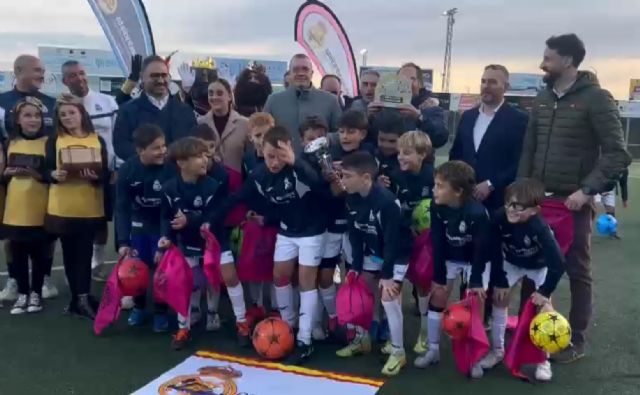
left=449, top=103, right=528, bottom=209
left=113, top=93, right=197, bottom=161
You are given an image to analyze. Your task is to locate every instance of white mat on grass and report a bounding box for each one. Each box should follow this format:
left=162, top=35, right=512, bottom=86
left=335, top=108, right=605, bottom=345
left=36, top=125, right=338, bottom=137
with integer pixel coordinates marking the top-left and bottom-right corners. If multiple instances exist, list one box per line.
left=132, top=351, right=383, bottom=395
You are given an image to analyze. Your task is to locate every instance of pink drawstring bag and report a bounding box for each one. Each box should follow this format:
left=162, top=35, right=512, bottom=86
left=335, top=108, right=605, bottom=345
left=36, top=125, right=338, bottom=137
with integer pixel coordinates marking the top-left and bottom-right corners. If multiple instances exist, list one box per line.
left=202, top=228, right=223, bottom=291
left=336, top=272, right=375, bottom=330
left=451, top=294, right=490, bottom=376
left=224, top=166, right=247, bottom=227
left=153, top=246, right=193, bottom=317
left=407, top=230, right=434, bottom=291
left=541, top=199, right=574, bottom=256
left=237, top=221, right=277, bottom=282
left=94, top=260, right=124, bottom=335
left=504, top=300, right=547, bottom=380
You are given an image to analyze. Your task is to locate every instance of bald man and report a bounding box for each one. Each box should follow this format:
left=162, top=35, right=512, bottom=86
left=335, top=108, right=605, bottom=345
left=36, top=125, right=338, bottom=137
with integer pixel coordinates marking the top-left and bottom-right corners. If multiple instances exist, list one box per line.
left=0, top=55, right=56, bottom=137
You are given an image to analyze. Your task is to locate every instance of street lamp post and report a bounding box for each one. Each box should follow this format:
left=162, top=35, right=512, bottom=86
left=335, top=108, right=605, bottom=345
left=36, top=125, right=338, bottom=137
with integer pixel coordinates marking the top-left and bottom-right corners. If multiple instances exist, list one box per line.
left=360, top=49, right=368, bottom=67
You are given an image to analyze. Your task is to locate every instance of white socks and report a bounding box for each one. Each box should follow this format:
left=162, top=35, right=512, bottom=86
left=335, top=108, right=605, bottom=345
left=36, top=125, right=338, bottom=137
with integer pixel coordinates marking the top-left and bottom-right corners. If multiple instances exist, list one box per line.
left=418, top=296, right=429, bottom=336
left=298, top=289, right=318, bottom=345
left=319, top=285, right=337, bottom=318
left=275, top=284, right=296, bottom=326
left=382, top=298, right=404, bottom=354
left=313, top=292, right=325, bottom=330
left=249, top=282, right=264, bottom=306
left=427, top=310, right=443, bottom=350
left=227, top=283, right=246, bottom=323
left=491, top=306, right=508, bottom=352
left=206, top=285, right=220, bottom=313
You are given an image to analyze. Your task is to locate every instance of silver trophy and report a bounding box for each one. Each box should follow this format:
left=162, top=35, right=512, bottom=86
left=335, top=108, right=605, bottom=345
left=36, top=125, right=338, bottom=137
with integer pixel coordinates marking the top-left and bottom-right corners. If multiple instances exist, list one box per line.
left=304, top=137, right=345, bottom=191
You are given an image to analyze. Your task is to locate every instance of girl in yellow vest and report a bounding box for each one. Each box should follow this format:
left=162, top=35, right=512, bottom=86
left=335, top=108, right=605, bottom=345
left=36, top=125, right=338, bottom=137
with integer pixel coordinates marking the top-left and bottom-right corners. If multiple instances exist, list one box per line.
left=44, top=94, right=108, bottom=320
left=3, top=97, right=49, bottom=314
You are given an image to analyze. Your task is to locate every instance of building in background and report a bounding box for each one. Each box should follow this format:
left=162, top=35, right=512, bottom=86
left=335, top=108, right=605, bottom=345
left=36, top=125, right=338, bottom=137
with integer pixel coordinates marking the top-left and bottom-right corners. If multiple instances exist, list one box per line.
left=506, top=73, right=545, bottom=96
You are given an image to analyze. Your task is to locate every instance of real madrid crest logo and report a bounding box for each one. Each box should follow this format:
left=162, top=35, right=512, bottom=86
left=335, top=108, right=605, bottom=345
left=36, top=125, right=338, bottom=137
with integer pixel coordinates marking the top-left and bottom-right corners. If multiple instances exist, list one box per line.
left=159, top=365, right=241, bottom=395
left=194, top=196, right=203, bottom=208
left=152, top=180, right=162, bottom=192
left=459, top=220, right=467, bottom=233
left=98, top=0, right=118, bottom=14
left=524, top=235, right=531, bottom=247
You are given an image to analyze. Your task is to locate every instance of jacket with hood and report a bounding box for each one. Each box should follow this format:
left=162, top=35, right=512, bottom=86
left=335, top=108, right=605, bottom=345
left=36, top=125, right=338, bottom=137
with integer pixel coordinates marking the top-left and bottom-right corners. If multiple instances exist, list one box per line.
left=518, top=71, right=631, bottom=196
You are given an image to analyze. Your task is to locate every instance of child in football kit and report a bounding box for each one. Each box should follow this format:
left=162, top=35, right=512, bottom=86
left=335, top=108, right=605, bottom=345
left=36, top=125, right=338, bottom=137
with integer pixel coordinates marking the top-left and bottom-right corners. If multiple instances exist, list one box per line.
left=159, top=137, right=249, bottom=350
left=215, top=126, right=327, bottom=364
left=475, top=178, right=566, bottom=381
left=374, top=110, right=404, bottom=193
left=415, top=161, right=491, bottom=376
left=115, top=124, right=174, bottom=331
left=390, top=131, right=434, bottom=354
left=339, top=151, right=412, bottom=377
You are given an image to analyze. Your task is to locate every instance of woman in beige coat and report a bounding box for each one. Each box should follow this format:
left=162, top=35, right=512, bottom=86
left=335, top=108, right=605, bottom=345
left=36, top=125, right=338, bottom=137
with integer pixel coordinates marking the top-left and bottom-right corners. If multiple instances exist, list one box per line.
left=197, top=78, right=250, bottom=173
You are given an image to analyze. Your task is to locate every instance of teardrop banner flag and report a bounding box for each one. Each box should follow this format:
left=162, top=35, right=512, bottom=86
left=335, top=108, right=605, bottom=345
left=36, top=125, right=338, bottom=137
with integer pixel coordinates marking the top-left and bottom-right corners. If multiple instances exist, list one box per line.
left=294, top=0, right=359, bottom=98
left=86, top=0, right=156, bottom=77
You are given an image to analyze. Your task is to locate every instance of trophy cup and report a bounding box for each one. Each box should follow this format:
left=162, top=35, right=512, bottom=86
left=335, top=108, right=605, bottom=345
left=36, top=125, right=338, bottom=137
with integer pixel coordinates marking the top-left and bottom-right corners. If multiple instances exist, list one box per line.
left=304, top=137, right=345, bottom=191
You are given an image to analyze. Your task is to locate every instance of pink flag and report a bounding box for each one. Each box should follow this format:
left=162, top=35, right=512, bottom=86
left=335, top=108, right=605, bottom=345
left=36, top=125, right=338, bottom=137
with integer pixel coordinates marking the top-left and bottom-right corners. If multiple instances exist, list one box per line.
left=153, top=246, right=193, bottom=317
left=504, top=300, right=547, bottom=380
left=407, top=230, right=434, bottom=291
left=541, top=199, right=574, bottom=255
left=451, top=295, right=490, bottom=376
left=336, top=272, right=374, bottom=330
left=237, top=221, right=277, bottom=282
left=202, top=228, right=223, bottom=291
left=224, top=166, right=247, bottom=227
left=94, top=261, right=123, bottom=335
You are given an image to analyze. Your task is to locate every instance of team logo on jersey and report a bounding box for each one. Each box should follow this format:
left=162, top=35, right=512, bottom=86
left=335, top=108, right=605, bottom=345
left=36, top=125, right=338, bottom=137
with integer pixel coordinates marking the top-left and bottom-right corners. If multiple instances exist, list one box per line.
left=421, top=186, right=431, bottom=197
left=194, top=196, right=203, bottom=208
left=459, top=220, right=467, bottom=233
left=524, top=235, right=531, bottom=247
left=95, top=103, right=103, bottom=112
left=283, top=177, right=292, bottom=190
left=153, top=180, right=162, bottom=192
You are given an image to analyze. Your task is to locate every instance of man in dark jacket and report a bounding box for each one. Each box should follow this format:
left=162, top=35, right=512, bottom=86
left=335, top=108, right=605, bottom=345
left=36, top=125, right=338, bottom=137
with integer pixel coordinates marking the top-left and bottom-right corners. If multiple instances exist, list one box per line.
left=113, top=55, right=197, bottom=161
left=518, top=34, right=631, bottom=363
left=450, top=64, right=528, bottom=210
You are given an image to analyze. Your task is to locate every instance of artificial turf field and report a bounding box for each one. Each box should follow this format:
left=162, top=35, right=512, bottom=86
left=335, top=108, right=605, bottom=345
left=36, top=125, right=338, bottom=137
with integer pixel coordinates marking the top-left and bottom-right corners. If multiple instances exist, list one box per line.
left=1, top=163, right=639, bottom=395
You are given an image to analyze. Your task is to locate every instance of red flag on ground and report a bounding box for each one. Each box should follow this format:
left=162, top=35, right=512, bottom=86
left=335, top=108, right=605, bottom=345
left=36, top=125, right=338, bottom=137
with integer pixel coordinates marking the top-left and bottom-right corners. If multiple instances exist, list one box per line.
left=541, top=199, right=574, bottom=255
left=224, top=166, right=247, bottom=227
left=504, top=300, right=547, bottom=380
left=407, top=230, right=434, bottom=291
left=237, top=221, right=277, bottom=282
left=451, top=294, right=490, bottom=376
left=94, top=260, right=123, bottom=335
left=202, top=228, right=223, bottom=291
left=153, top=246, right=193, bottom=317
left=336, top=272, right=375, bottom=330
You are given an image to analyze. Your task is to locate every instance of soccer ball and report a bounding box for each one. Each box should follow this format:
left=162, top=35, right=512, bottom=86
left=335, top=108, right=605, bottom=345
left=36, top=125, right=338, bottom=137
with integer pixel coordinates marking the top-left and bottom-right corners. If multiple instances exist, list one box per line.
left=442, top=302, right=471, bottom=340
left=412, top=199, right=432, bottom=233
left=117, top=258, right=149, bottom=297
left=529, top=311, right=572, bottom=354
left=252, top=318, right=295, bottom=360
left=596, top=214, right=617, bottom=236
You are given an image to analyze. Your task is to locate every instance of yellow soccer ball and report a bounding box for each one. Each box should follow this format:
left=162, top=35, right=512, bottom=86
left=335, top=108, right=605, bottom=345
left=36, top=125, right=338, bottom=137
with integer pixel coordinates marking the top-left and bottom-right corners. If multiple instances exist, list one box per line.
left=529, top=311, right=572, bottom=354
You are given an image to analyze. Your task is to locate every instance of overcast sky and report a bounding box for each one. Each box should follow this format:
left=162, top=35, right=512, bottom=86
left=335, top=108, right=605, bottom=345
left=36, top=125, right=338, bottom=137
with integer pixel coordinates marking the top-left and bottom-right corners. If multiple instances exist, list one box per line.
left=0, top=0, right=638, bottom=98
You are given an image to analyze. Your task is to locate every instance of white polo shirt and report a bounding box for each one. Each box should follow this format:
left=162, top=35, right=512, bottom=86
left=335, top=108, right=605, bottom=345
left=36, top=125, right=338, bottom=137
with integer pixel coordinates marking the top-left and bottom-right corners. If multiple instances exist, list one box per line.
left=80, top=91, right=120, bottom=170
left=472, top=100, right=503, bottom=151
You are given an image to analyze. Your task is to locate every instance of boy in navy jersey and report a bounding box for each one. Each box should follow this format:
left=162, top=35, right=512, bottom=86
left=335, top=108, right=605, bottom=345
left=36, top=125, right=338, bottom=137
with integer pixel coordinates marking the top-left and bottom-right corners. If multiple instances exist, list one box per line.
left=159, top=137, right=249, bottom=350
left=216, top=126, right=327, bottom=364
left=339, top=152, right=411, bottom=377
left=328, top=109, right=374, bottom=162
left=415, top=161, right=491, bottom=377
left=115, top=124, right=174, bottom=332
left=375, top=110, right=404, bottom=193
left=476, top=178, right=565, bottom=381
left=390, top=130, right=434, bottom=354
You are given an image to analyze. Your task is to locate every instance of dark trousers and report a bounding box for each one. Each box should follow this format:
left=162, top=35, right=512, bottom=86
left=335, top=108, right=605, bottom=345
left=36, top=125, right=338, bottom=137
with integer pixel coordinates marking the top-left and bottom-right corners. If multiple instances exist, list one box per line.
left=60, top=232, right=95, bottom=298
left=4, top=240, right=54, bottom=279
left=10, top=239, right=50, bottom=295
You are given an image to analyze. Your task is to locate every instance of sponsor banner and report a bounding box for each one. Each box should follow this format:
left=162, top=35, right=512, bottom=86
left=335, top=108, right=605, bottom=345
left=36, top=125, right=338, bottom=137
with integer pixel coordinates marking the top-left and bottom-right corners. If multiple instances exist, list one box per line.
left=295, top=1, right=359, bottom=97
left=86, top=0, right=155, bottom=76
left=133, top=351, right=383, bottom=395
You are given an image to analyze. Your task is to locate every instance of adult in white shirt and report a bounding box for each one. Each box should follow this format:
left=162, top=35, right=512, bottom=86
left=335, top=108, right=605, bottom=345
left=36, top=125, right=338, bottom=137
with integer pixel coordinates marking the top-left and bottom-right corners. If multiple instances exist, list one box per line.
left=62, top=60, right=119, bottom=281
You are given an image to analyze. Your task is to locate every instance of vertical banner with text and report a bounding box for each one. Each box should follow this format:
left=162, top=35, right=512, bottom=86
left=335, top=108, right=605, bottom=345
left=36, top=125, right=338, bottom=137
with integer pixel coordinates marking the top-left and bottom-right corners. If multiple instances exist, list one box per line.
left=86, top=0, right=155, bottom=77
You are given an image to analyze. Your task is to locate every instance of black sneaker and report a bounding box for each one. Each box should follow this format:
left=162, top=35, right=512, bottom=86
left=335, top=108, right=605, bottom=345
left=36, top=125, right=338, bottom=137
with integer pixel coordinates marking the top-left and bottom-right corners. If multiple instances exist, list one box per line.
left=551, top=343, right=585, bottom=364
left=63, top=299, right=80, bottom=315
left=291, top=341, right=314, bottom=365
left=76, top=294, right=97, bottom=320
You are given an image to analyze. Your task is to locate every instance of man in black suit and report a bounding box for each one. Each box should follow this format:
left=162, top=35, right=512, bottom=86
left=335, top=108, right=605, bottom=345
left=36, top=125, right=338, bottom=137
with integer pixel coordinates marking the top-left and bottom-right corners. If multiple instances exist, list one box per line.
left=450, top=64, right=528, bottom=211
left=449, top=64, right=528, bottom=320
